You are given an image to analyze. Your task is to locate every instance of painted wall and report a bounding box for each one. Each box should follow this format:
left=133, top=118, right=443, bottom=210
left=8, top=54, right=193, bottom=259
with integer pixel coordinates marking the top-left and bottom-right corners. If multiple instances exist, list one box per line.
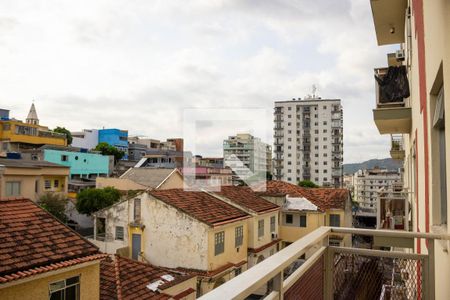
left=71, top=129, right=98, bottom=150
left=0, top=120, right=66, bottom=148
left=162, top=276, right=197, bottom=300
left=44, top=149, right=110, bottom=177
left=0, top=262, right=100, bottom=300
left=96, top=177, right=147, bottom=191
left=158, top=171, right=184, bottom=189
left=98, top=129, right=128, bottom=159
left=280, top=211, right=324, bottom=243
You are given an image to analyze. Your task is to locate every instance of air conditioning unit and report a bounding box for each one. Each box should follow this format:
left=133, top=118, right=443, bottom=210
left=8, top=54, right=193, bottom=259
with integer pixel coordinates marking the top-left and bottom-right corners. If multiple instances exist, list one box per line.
left=271, top=232, right=278, bottom=240
left=395, top=49, right=405, bottom=61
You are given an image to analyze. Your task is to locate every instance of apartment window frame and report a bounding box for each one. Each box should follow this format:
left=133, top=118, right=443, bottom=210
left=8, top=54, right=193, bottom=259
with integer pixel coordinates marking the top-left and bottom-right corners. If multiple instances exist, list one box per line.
left=215, top=231, right=225, bottom=256
left=5, top=181, right=21, bottom=197
left=54, top=180, right=59, bottom=188
left=133, top=198, right=141, bottom=222
left=235, top=225, right=243, bottom=248
left=258, top=219, right=264, bottom=238
left=270, top=216, right=276, bottom=232
left=299, top=215, right=307, bottom=227
left=61, top=155, right=69, bottom=162
left=329, top=214, right=341, bottom=227
left=44, top=179, right=51, bottom=190
left=285, top=214, right=293, bottom=224
left=49, top=276, right=80, bottom=300
left=115, top=226, right=124, bottom=241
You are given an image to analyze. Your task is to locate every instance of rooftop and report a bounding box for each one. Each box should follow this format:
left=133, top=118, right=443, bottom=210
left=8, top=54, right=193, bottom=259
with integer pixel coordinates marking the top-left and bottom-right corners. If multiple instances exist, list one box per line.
left=100, top=255, right=195, bottom=300
left=0, top=158, right=69, bottom=169
left=120, top=168, right=179, bottom=189
left=258, top=180, right=349, bottom=211
left=214, top=185, right=279, bottom=214
left=0, top=198, right=102, bottom=284
left=149, top=189, right=250, bottom=226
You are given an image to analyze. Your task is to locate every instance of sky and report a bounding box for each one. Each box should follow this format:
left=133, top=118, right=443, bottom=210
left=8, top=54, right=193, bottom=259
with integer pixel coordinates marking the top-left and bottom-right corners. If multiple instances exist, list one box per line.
left=0, top=0, right=397, bottom=163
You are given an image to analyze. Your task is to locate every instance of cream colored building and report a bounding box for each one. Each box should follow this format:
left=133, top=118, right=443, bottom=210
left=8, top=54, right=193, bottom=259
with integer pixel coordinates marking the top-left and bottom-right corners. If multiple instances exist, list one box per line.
left=91, top=189, right=251, bottom=296
left=0, top=158, right=69, bottom=201
left=370, top=0, right=450, bottom=298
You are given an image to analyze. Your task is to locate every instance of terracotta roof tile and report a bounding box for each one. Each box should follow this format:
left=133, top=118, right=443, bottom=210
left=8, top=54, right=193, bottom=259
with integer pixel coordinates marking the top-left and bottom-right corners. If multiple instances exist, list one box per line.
left=214, top=186, right=280, bottom=214
left=258, top=181, right=349, bottom=211
left=0, top=198, right=101, bottom=283
left=149, top=189, right=250, bottom=226
left=100, top=255, right=195, bottom=300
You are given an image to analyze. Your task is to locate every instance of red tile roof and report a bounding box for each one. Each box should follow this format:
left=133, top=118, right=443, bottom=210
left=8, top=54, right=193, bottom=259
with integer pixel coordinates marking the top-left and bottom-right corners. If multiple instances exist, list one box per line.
left=0, top=198, right=102, bottom=284
left=213, top=186, right=280, bottom=214
left=176, top=260, right=247, bottom=278
left=100, top=255, right=195, bottom=300
left=258, top=181, right=349, bottom=211
left=149, top=189, right=250, bottom=226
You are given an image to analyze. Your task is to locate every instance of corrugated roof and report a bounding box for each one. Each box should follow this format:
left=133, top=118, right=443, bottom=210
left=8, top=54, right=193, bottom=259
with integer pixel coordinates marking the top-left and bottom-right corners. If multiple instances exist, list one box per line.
left=100, top=255, right=195, bottom=300
left=0, top=198, right=101, bottom=283
left=149, top=189, right=250, bottom=226
left=120, top=168, right=177, bottom=188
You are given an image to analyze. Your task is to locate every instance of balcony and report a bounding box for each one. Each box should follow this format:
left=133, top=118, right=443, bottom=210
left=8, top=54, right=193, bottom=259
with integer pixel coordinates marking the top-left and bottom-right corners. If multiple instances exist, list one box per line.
left=373, top=67, right=412, bottom=134
left=390, top=134, right=405, bottom=160
left=370, top=0, right=407, bottom=46
left=200, top=227, right=450, bottom=300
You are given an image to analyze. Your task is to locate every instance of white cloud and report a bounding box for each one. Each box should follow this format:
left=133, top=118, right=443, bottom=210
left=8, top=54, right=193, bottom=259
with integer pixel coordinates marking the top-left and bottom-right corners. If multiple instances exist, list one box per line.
left=0, top=0, right=392, bottom=163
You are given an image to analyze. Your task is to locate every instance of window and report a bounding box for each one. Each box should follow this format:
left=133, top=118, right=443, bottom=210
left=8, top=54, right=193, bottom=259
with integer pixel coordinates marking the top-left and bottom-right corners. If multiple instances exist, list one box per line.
left=215, top=231, right=225, bottom=255
left=5, top=182, right=21, bottom=197
left=270, top=216, right=276, bottom=232
left=234, top=267, right=242, bottom=277
left=299, top=215, right=307, bottom=227
left=258, top=219, right=264, bottom=237
left=115, top=226, right=124, bottom=241
left=44, top=180, right=51, bottom=189
left=49, top=276, right=80, bottom=300
left=35, top=180, right=39, bottom=193
left=61, top=155, right=68, bottom=162
left=329, top=214, right=341, bottom=227
left=54, top=180, right=59, bottom=188
left=286, top=214, right=293, bottom=224
left=134, top=199, right=141, bottom=221
left=235, top=226, right=243, bottom=247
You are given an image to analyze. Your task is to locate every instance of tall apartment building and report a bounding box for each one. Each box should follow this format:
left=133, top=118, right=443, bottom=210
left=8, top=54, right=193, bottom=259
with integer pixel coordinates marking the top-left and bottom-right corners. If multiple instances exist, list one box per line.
left=353, top=168, right=401, bottom=209
left=273, top=97, right=343, bottom=187
left=223, top=133, right=272, bottom=178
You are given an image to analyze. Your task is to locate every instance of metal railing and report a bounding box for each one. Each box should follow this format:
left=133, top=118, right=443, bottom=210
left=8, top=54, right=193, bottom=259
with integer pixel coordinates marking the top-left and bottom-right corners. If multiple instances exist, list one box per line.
left=199, top=227, right=450, bottom=300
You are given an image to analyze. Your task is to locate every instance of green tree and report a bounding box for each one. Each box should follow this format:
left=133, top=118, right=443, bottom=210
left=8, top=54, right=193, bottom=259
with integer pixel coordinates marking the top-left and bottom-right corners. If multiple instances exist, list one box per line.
left=298, top=180, right=319, bottom=188
left=53, top=126, right=73, bottom=145
left=38, top=192, right=68, bottom=222
left=94, top=142, right=125, bottom=163
left=75, top=187, right=121, bottom=215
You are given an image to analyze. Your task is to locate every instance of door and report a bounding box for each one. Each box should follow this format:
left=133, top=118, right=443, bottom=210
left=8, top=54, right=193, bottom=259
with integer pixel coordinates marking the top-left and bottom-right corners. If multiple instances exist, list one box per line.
left=131, top=234, right=141, bottom=260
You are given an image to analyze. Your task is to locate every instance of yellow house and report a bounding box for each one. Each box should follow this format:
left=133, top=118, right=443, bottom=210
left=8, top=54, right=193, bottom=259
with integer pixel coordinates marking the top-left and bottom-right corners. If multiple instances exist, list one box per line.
left=0, top=158, right=69, bottom=201
left=0, top=104, right=67, bottom=153
left=257, top=180, right=352, bottom=249
left=0, top=198, right=105, bottom=300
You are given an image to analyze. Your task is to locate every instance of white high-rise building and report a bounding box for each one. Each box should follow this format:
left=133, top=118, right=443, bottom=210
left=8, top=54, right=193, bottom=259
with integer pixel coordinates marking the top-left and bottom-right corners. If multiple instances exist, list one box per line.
left=273, top=97, right=343, bottom=187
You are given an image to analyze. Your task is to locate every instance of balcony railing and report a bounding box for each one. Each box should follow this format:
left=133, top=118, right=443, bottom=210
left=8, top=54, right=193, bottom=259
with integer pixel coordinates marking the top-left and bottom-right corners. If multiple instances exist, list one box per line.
left=390, top=134, right=405, bottom=160
left=200, top=227, right=450, bottom=300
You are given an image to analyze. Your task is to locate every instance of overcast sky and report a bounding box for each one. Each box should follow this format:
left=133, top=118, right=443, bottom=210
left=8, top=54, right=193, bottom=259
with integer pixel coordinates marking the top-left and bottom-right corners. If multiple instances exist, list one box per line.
left=0, top=0, right=396, bottom=163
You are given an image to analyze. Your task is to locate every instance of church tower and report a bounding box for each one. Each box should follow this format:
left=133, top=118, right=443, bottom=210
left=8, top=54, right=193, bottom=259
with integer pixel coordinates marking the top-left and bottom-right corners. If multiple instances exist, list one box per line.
left=26, top=103, right=39, bottom=125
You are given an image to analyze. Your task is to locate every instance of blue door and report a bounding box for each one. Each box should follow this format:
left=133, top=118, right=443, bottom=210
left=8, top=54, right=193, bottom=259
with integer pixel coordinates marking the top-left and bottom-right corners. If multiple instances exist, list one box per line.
left=132, top=234, right=141, bottom=260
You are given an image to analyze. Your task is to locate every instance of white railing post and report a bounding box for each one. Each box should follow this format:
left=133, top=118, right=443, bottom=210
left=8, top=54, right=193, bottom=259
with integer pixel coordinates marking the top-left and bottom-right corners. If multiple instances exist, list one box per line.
left=428, top=239, right=435, bottom=300
left=273, top=271, right=284, bottom=300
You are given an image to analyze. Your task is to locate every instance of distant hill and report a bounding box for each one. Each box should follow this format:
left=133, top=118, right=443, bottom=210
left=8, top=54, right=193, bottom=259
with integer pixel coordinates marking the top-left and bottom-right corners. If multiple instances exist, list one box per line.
left=343, top=158, right=402, bottom=175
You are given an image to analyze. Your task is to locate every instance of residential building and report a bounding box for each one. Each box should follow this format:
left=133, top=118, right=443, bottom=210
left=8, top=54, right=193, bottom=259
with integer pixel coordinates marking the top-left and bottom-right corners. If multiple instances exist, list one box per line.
left=193, top=156, right=224, bottom=169
left=127, top=137, right=183, bottom=162
left=257, top=180, right=352, bottom=249
left=273, top=97, right=343, bottom=187
left=22, top=146, right=112, bottom=192
left=370, top=0, right=450, bottom=297
left=71, top=129, right=99, bottom=150
left=223, top=133, right=272, bottom=182
left=96, top=168, right=184, bottom=191
left=91, top=189, right=251, bottom=296
left=0, top=198, right=105, bottom=300
left=98, top=129, right=128, bottom=159
left=210, top=186, right=280, bottom=268
left=181, top=166, right=233, bottom=187
left=353, top=168, right=402, bottom=209
left=135, top=150, right=187, bottom=168
left=100, top=255, right=197, bottom=300
left=0, top=158, right=69, bottom=201
left=0, top=104, right=67, bottom=153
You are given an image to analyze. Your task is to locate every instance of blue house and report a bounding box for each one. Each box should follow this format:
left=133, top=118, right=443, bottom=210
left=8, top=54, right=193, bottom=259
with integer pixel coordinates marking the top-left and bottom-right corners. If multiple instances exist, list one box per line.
left=98, top=129, right=128, bottom=160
